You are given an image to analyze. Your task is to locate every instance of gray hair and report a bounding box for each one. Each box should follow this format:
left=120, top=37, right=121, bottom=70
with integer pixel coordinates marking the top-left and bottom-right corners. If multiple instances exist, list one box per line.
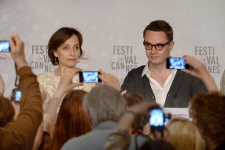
left=83, top=85, right=126, bottom=127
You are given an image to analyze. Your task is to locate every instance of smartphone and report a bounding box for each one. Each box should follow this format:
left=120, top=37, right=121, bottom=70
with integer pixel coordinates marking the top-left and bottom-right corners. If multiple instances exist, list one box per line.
left=164, top=113, right=171, bottom=126
left=0, top=41, right=10, bottom=52
left=166, top=57, right=189, bottom=69
left=149, top=108, right=164, bottom=133
left=79, top=71, right=102, bottom=83
left=11, top=87, right=21, bottom=102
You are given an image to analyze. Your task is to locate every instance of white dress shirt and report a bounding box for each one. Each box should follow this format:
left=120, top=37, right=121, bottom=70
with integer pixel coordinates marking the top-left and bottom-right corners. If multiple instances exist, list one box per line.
left=141, top=63, right=177, bottom=107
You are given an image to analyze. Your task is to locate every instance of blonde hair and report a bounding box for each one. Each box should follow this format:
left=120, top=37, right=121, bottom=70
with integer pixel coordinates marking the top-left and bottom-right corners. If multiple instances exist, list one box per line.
left=83, top=85, right=126, bottom=127
left=166, top=117, right=205, bottom=150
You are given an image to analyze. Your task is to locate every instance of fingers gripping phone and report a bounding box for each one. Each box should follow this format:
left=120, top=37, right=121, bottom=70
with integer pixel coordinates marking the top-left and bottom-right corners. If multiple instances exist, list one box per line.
left=79, top=71, right=102, bottom=83
left=0, top=41, right=10, bottom=52
left=149, top=108, right=164, bottom=133
left=166, top=57, right=189, bottom=69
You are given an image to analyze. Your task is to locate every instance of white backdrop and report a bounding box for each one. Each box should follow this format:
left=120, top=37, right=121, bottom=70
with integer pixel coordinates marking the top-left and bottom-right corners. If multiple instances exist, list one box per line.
left=0, top=0, right=225, bottom=97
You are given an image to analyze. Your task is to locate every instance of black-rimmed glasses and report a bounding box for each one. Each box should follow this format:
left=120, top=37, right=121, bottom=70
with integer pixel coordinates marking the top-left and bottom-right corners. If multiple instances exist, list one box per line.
left=143, top=40, right=172, bottom=51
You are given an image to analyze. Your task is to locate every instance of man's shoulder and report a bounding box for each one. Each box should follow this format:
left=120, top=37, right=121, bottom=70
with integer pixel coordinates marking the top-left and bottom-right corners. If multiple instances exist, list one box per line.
left=61, top=130, right=148, bottom=150
left=130, top=65, right=145, bottom=72
left=126, top=65, right=145, bottom=76
left=61, top=128, right=114, bottom=150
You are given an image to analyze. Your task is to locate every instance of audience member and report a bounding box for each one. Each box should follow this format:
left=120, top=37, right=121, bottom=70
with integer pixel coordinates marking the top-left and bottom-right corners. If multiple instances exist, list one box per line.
left=43, top=90, right=91, bottom=150
left=166, top=117, right=205, bottom=150
left=182, top=55, right=224, bottom=150
left=123, top=93, right=146, bottom=135
left=104, top=101, right=173, bottom=150
left=190, top=93, right=225, bottom=150
left=61, top=85, right=147, bottom=150
left=31, top=66, right=82, bottom=150
left=0, top=34, right=43, bottom=149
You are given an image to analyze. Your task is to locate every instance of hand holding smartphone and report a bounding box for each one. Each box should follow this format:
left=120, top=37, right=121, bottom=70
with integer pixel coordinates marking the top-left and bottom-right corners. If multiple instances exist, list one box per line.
left=166, top=57, right=189, bottom=69
left=0, top=41, right=10, bottom=52
left=79, top=71, right=102, bottom=83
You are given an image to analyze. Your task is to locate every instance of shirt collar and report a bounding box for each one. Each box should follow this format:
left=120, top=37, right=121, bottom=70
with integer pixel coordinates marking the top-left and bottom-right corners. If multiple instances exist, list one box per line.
left=141, top=62, right=177, bottom=78
left=141, top=62, right=150, bottom=78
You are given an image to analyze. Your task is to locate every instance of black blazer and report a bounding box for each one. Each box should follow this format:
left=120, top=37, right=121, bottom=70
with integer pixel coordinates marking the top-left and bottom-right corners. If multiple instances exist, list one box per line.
left=121, top=65, right=208, bottom=108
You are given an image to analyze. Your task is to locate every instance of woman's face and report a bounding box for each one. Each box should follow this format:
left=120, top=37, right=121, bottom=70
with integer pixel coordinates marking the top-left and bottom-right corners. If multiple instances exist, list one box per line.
left=53, top=34, right=81, bottom=68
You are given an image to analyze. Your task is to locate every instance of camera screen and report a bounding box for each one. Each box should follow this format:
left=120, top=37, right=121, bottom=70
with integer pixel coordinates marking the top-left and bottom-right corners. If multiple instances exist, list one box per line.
left=169, top=58, right=186, bottom=69
left=15, top=91, right=21, bottom=102
left=82, top=72, right=99, bottom=83
left=0, top=41, right=10, bottom=52
left=150, top=109, right=164, bottom=127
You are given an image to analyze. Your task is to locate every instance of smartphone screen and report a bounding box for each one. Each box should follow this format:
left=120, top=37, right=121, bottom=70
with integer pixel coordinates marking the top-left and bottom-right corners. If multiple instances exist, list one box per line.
left=79, top=71, right=101, bottom=83
left=11, top=90, right=21, bottom=102
left=0, top=41, right=10, bottom=52
left=149, top=108, right=164, bottom=133
left=14, top=91, right=21, bottom=102
left=166, top=57, right=189, bottom=69
left=164, top=113, right=171, bottom=126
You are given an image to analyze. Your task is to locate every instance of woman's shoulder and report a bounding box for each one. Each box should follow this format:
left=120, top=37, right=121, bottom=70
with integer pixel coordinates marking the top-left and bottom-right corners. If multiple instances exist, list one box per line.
left=37, top=71, right=55, bottom=85
left=37, top=71, right=54, bottom=79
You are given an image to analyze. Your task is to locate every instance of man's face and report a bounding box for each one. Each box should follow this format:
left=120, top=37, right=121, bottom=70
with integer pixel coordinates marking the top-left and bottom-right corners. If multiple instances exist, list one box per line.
left=144, top=30, right=174, bottom=67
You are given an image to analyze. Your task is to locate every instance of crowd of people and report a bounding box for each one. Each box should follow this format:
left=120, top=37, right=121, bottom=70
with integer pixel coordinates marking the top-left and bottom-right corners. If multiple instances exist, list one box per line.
left=0, top=20, right=225, bottom=150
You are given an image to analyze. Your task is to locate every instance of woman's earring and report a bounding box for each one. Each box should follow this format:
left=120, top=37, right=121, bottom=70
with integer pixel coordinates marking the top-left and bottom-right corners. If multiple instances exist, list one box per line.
left=55, top=57, right=58, bottom=65
left=77, top=59, right=80, bottom=63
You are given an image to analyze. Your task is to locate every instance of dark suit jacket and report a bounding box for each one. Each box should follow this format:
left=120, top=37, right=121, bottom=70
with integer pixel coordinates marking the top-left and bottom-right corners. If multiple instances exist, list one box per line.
left=121, top=65, right=208, bottom=108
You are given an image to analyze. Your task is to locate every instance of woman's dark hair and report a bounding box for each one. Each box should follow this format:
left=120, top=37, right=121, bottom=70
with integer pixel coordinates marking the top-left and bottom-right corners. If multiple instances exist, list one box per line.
left=48, top=27, right=83, bottom=66
left=0, top=97, right=15, bottom=127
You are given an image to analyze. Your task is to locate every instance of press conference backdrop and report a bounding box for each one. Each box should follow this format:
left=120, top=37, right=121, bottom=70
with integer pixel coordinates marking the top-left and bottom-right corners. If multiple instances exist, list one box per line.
left=0, top=0, right=224, bottom=97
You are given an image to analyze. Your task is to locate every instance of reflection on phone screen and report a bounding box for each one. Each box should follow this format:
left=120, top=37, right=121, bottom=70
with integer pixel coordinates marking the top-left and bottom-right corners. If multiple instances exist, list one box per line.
left=82, top=72, right=99, bottom=83
left=15, top=91, right=21, bottom=102
left=0, top=41, right=10, bottom=52
left=169, top=58, right=186, bottom=69
left=150, top=109, right=164, bottom=126
left=164, top=118, right=170, bottom=126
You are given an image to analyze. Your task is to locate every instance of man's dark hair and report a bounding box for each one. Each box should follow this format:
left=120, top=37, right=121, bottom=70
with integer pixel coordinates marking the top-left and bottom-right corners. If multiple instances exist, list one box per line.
left=143, top=20, right=173, bottom=41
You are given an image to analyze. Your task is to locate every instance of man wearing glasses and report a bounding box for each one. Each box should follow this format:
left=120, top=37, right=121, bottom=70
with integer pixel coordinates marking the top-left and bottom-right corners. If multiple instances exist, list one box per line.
left=121, top=20, right=207, bottom=108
